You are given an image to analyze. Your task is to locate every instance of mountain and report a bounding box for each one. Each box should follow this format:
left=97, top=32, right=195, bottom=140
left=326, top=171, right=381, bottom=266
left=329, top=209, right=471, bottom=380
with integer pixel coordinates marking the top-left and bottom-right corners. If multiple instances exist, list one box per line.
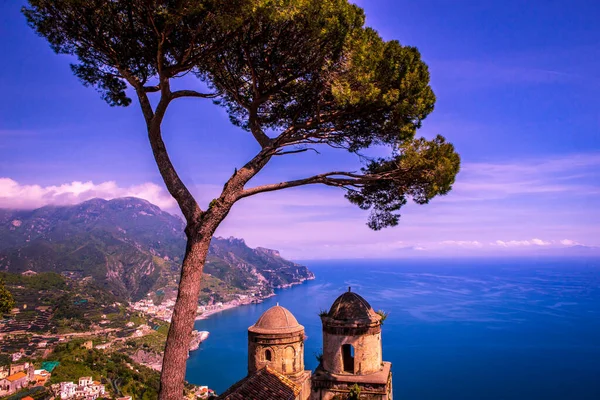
left=0, top=198, right=314, bottom=301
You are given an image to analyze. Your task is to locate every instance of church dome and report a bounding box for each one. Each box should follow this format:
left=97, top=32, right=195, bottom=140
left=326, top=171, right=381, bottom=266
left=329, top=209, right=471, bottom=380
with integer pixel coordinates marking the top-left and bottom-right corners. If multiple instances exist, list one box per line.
left=327, top=289, right=380, bottom=323
left=248, top=305, right=304, bottom=334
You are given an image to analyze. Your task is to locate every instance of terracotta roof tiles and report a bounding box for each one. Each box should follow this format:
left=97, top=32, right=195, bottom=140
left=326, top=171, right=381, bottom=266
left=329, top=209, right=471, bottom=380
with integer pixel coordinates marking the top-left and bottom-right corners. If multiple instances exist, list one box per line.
left=218, top=366, right=300, bottom=400
left=248, top=305, right=303, bottom=334
left=6, top=371, right=27, bottom=382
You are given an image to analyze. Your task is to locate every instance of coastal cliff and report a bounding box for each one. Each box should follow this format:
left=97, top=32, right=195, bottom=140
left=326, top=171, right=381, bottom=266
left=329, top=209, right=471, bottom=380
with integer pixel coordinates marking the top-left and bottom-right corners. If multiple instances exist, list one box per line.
left=0, top=197, right=314, bottom=302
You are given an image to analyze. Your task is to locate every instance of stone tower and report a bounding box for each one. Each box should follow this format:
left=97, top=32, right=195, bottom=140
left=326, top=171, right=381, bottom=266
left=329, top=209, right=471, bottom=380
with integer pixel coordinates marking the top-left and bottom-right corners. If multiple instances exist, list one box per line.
left=311, top=288, right=393, bottom=400
left=247, top=304, right=312, bottom=399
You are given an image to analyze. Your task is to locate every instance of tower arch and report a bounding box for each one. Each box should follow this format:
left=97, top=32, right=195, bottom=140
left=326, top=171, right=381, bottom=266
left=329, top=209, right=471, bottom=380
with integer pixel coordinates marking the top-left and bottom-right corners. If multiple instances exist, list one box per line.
left=320, top=289, right=383, bottom=375
left=247, top=304, right=305, bottom=378
left=311, top=288, right=393, bottom=399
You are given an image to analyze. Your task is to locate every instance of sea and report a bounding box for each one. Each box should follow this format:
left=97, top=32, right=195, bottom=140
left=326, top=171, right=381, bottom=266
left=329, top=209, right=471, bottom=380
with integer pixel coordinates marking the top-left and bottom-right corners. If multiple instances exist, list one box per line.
left=186, top=258, right=600, bottom=399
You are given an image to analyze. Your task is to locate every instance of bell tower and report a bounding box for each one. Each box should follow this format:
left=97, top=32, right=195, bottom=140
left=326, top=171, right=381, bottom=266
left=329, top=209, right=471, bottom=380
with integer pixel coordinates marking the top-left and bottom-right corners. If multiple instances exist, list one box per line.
left=311, top=288, right=393, bottom=399
left=247, top=304, right=312, bottom=399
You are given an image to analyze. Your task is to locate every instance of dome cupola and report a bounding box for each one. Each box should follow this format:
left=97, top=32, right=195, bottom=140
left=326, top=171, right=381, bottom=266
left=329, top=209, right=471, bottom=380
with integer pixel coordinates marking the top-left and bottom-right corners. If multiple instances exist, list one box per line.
left=320, top=288, right=383, bottom=376
left=327, top=288, right=381, bottom=324
left=249, top=305, right=303, bottom=334
left=247, top=304, right=306, bottom=377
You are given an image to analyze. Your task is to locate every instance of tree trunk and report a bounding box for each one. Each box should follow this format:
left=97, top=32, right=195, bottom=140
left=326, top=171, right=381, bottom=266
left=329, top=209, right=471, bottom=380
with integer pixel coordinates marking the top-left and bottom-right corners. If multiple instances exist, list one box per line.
left=158, top=231, right=212, bottom=400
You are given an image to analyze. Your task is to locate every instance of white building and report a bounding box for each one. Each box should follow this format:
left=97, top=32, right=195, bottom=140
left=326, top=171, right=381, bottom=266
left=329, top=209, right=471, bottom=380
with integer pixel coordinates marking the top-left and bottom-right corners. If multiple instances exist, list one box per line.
left=60, top=382, right=76, bottom=399
left=79, top=377, right=92, bottom=386
left=59, top=377, right=105, bottom=400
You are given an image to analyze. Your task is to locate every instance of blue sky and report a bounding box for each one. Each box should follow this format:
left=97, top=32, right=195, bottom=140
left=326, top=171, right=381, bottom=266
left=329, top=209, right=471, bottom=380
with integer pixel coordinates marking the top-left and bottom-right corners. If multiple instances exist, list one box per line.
left=1, top=0, right=599, bottom=258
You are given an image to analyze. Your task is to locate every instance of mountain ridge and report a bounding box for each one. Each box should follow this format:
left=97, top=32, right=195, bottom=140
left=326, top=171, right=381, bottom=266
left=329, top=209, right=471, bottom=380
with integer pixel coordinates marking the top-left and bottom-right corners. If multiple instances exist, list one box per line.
left=0, top=197, right=314, bottom=301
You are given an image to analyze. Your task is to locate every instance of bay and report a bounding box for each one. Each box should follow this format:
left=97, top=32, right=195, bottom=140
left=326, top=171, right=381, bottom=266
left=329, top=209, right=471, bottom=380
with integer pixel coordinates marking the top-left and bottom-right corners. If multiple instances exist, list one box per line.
left=186, top=257, right=600, bottom=399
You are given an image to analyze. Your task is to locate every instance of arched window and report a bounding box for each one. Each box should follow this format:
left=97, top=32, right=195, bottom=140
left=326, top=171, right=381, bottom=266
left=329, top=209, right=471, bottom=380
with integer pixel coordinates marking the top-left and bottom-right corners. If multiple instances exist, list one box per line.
left=284, top=346, right=296, bottom=373
left=265, top=349, right=272, bottom=362
left=342, top=344, right=354, bottom=373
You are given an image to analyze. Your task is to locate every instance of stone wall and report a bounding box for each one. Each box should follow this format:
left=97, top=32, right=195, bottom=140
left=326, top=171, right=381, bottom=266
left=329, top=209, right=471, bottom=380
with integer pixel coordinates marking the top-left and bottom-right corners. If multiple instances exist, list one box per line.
left=322, top=330, right=382, bottom=375
left=248, top=330, right=305, bottom=377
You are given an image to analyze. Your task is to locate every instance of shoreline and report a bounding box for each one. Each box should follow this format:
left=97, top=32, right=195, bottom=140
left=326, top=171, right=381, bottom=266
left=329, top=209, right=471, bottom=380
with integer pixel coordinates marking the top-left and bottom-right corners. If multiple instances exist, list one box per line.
left=195, top=294, right=273, bottom=320
left=194, top=277, right=314, bottom=321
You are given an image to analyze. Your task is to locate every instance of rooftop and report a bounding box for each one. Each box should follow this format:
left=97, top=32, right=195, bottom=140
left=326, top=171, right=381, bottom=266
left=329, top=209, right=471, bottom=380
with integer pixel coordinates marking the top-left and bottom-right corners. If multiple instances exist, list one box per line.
left=218, top=366, right=300, bottom=400
left=248, top=305, right=303, bottom=334
left=6, top=371, right=27, bottom=382
left=326, top=288, right=380, bottom=323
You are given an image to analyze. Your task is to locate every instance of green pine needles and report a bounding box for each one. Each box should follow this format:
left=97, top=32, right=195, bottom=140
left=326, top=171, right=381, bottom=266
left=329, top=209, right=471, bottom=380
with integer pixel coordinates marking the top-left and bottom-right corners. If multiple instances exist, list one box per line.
left=376, top=309, right=389, bottom=325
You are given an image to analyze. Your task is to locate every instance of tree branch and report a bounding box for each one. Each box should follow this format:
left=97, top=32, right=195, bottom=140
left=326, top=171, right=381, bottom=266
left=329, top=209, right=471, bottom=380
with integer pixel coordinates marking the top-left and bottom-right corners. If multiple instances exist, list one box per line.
left=248, top=105, right=272, bottom=148
left=171, top=90, right=219, bottom=99
left=136, top=78, right=203, bottom=224
left=238, top=171, right=376, bottom=199
left=274, top=148, right=320, bottom=156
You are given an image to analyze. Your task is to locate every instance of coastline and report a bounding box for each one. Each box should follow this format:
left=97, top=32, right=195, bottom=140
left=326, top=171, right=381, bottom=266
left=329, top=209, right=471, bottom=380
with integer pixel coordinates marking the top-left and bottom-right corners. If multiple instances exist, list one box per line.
left=195, top=293, right=274, bottom=320
left=195, top=276, right=314, bottom=321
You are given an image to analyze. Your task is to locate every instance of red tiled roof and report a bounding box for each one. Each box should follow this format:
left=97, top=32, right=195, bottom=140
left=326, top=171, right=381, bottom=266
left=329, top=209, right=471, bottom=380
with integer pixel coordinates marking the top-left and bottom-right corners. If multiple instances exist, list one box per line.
left=218, top=367, right=300, bottom=400
left=6, top=372, right=27, bottom=382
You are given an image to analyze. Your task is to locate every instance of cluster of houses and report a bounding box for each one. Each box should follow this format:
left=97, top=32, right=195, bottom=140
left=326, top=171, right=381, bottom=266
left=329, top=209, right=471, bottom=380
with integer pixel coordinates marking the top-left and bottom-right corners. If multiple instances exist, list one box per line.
left=188, top=385, right=216, bottom=399
left=0, top=362, right=51, bottom=396
left=52, top=376, right=106, bottom=400
left=131, top=295, right=233, bottom=323
left=0, top=361, right=212, bottom=399
left=0, top=364, right=108, bottom=400
left=130, top=298, right=176, bottom=322
left=197, top=303, right=224, bottom=313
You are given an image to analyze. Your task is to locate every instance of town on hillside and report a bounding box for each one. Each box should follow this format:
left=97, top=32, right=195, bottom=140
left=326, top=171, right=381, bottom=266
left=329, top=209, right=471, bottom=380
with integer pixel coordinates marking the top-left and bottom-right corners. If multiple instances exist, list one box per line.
left=0, top=271, right=219, bottom=399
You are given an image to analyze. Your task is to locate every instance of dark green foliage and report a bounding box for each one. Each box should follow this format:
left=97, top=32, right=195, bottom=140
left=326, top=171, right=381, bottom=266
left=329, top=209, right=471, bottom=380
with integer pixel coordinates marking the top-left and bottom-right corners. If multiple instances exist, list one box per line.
left=0, top=271, right=128, bottom=333
left=48, top=345, right=160, bottom=399
left=4, top=386, right=49, bottom=400
left=346, top=136, right=460, bottom=230
left=0, top=278, right=15, bottom=314
left=348, top=383, right=361, bottom=400
left=375, top=309, right=388, bottom=325
left=0, top=353, right=11, bottom=367
left=0, top=272, right=66, bottom=291
left=22, top=0, right=460, bottom=231
left=22, top=0, right=231, bottom=107
left=315, top=351, right=324, bottom=364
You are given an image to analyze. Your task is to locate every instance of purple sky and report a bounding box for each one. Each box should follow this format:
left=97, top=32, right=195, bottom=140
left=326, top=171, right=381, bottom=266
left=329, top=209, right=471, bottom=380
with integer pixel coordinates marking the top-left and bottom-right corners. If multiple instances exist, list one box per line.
left=1, top=1, right=599, bottom=259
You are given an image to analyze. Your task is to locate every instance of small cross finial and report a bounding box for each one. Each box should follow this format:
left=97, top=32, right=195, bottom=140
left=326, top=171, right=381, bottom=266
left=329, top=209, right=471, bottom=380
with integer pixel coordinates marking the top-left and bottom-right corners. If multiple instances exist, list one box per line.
left=348, top=286, right=351, bottom=292
left=276, top=302, right=279, bottom=306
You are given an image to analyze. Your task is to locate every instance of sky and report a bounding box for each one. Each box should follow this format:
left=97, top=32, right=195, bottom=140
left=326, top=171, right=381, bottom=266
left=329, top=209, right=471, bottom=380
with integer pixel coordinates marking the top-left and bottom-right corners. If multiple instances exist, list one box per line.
left=0, top=0, right=599, bottom=259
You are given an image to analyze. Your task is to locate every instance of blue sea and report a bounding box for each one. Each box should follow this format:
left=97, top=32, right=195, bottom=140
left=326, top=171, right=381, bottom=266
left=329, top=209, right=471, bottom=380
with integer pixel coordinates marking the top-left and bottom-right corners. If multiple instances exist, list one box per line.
left=186, top=258, right=600, bottom=399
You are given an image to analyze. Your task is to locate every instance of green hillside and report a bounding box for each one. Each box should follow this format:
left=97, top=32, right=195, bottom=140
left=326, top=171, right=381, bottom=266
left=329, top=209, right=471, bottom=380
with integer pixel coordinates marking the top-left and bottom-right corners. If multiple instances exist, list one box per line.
left=0, top=198, right=314, bottom=302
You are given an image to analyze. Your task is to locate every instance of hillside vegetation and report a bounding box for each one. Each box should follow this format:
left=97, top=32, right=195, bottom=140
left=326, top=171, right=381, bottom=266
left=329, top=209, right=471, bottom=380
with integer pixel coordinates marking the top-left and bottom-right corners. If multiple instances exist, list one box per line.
left=0, top=198, right=314, bottom=302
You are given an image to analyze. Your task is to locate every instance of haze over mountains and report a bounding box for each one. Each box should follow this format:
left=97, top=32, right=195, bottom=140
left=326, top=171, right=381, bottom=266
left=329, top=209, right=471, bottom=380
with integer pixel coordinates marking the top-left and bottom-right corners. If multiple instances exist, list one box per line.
left=0, top=197, right=314, bottom=301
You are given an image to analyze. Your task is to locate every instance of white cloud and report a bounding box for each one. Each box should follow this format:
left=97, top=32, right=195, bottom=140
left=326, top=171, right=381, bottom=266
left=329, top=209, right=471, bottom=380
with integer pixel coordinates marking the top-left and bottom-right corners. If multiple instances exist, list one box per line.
left=493, top=238, right=554, bottom=247
left=0, top=173, right=595, bottom=259
left=560, top=239, right=581, bottom=246
left=0, top=178, right=176, bottom=210
left=531, top=238, right=551, bottom=246
left=440, top=240, right=483, bottom=247
left=494, top=240, right=530, bottom=247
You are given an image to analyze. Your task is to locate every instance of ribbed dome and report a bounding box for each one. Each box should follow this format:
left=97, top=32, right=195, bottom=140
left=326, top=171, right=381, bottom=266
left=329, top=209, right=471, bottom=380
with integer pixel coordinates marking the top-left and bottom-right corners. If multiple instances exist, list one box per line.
left=249, top=305, right=303, bottom=334
left=327, top=290, right=380, bottom=322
